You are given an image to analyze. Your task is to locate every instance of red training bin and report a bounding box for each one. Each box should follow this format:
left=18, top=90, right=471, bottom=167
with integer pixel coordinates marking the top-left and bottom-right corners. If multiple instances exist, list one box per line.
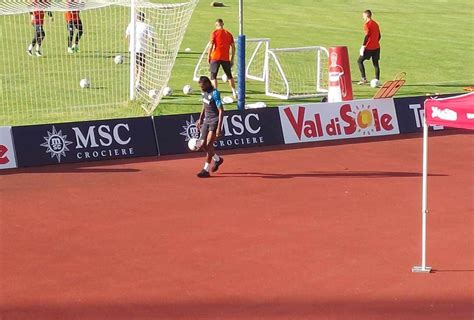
left=328, top=46, right=353, bottom=102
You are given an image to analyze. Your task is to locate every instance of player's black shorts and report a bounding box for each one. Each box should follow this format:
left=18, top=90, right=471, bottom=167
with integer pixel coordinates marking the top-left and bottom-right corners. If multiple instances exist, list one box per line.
left=199, top=119, right=219, bottom=140
left=362, top=48, right=380, bottom=61
left=67, top=19, right=82, bottom=30
left=210, top=60, right=233, bottom=80
left=34, top=25, right=44, bottom=34
left=136, top=52, right=146, bottom=68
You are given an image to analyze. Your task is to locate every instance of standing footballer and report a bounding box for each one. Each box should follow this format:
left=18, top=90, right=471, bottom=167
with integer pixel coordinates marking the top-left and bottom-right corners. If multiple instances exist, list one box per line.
left=27, top=0, right=53, bottom=57
left=66, top=0, right=84, bottom=54
left=208, top=19, right=237, bottom=99
left=196, top=76, right=224, bottom=178
left=357, top=10, right=381, bottom=85
left=126, top=12, right=156, bottom=91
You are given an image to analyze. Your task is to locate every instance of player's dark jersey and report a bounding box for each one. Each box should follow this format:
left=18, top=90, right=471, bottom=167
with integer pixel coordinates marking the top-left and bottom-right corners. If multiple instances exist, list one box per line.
left=202, top=89, right=223, bottom=121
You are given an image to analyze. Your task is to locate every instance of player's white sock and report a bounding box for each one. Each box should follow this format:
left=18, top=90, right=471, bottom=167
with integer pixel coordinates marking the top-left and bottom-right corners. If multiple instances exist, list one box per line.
left=232, top=88, right=237, bottom=98
left=203, top=162, right=210, bottom=172
left=28, top=44, right=33, bottom=51
left=213, top=154, right=220, bottom=162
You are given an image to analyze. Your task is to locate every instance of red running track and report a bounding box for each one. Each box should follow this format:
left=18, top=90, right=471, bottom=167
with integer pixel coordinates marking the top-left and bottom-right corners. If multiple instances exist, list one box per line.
left=0, top=132, right=473, bottom=320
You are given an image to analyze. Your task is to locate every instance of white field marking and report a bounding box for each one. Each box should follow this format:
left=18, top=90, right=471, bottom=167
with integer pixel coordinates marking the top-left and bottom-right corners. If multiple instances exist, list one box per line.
left=278, top=21, right=468, bottom=47
left=67, top=102, right=125, bottom=109
left=407, top=79, right=474, bottom=85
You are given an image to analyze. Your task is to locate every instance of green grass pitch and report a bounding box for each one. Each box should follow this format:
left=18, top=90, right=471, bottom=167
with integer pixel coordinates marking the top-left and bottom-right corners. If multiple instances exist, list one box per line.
left=1, top=0, right=473, bottom=125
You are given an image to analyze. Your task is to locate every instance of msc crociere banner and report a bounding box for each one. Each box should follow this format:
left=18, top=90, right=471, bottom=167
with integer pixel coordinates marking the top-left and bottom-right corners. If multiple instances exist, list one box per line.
left=279, top=98, right=400, bottom=144
left=12, top=117, right=158, bottom=167
left=155, top=108, right=284, bottom=155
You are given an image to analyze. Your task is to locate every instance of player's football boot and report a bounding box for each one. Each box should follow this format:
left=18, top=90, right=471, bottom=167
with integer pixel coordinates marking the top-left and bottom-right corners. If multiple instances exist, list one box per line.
left=67, top=47, right=74, bottom=54
left=358, top=79, right=368, bottom=85
left=27, top=49, right=33, bottom=56
left=212, top=157, right=224, bottom=172
left=35, top=50, right=42, bottom=57
left=197, top=169, right=210, bottom=178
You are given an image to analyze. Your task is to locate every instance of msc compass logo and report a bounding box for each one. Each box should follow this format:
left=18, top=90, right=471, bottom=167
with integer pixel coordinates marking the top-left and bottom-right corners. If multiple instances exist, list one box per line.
left=180, top=115, right=200, bottom=141
left=40, top=126, right=73, bottom=163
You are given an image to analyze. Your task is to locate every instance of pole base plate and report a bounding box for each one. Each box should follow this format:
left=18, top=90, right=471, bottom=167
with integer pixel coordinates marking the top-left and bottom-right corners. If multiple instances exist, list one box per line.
left=412, top=266, right=432, bottom=273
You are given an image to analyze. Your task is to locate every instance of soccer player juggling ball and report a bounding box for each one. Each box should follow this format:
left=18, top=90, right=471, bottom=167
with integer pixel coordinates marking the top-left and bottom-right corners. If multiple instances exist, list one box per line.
left=27, top=0, right=53, bottom=57
left=357, top=10, right=381, bottom=85
left=66, top=0, right=84, bottom=54
left=195, top=76, right=225, bottom=178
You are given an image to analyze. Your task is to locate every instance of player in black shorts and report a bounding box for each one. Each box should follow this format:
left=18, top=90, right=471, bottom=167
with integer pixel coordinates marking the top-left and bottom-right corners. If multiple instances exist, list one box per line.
left=66, top=1, right=83, bottom=54
left=196, top=76, right=225, bottom=178
left=208, top=19, right=237, bottom=98
left=27, top=7, right=53, bottom=57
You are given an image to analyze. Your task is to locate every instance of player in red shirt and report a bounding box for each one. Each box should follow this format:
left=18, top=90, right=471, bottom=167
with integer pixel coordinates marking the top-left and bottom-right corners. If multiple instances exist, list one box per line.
left=208, top=19, right=237, bottom=99
left=27, top=0, right=53, bottom=57
left=65, top=0, right=83, bottom=53
left=357, top=10, right=381, bottom=85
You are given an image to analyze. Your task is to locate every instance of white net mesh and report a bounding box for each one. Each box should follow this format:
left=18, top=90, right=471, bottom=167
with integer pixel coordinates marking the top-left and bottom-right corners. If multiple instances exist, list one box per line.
left=193, top=38, right=269, bottom=82
left=0, top=0, right=198, bottom=126
left=265, top=46, right=329, bottom=100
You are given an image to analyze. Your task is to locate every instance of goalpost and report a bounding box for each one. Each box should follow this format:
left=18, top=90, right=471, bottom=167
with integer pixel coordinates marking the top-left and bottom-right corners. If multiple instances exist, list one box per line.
left=265, top=46, right=329, bottom=100
left=0, top=0, right=198, bottom=126
left=193, top=38, right=270, bottom=83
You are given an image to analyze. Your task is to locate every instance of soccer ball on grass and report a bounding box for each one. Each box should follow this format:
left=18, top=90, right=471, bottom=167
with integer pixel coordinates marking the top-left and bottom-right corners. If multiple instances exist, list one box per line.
left=370, top=79, right=381, bottom=88
left=163, top=86, right=173, bottom=96
left=183, top=85, right=193, bottom=95
left=80, top=78, right=90, bottom=89
left=114, top=55, right=124, bottom=65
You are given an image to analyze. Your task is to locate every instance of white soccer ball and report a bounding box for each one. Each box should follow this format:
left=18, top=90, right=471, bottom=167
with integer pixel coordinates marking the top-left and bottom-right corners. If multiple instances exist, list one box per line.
left=149, top=89, right=158, bottom=99
left=182, top=85, right=193, bottom=95
left=80, top=78, right=90, bottom=89
left=222, top=96, right=234, bottom=104
left=184, top=48, right=192, bottom=52
left=188, top=138, right=202, bottom=151
left=370, top=79, right=380, bottom=88
left=163, top=86, right=173, bottom=96
left=221, top=74, right=228, bottom=83
left=114, top=55, right=124, bottom=65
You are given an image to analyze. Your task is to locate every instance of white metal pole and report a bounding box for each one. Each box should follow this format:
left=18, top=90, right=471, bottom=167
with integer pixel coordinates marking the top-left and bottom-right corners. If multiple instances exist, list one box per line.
left=412, top=116, right=432, bottom=273
left=239, top=0, right=243, bottom=35
left=129, top=0, right=136, bottom=100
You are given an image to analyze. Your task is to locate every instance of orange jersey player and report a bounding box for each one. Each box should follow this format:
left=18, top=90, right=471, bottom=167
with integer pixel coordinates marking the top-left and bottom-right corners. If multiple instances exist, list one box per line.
left=27, top=0, right=53, bottom=57
left=208, top=19, right=237, bottom=98
left=65, top=0, right=83, bottom=53
left=357, top=9, right=382, bottom=85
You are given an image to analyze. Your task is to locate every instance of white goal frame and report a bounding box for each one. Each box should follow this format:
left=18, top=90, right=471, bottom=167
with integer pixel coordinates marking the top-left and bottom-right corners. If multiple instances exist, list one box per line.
left=265, top=46, right=329, bottom=100
left=193, top=38, right=270, bottom=82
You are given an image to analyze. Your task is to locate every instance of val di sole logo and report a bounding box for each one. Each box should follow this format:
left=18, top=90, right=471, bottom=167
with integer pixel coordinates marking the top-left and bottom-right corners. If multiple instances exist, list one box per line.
left=180, top=115, right=200, bottom=141
left=40, top=126, right=73, bottom=163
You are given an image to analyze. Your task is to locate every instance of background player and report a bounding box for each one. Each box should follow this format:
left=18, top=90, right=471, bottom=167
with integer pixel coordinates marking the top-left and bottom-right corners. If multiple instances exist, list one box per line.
left=66, top=0, right=83, bottom=54
left=27, top=0, right=53, bottom=57
left=357, top=9, right=381, bottom=85
left=126, top=12, right=155, bottom=91
left=195, top=76, right=224, bottom=178
left=208, top=19, right=237, bottom=99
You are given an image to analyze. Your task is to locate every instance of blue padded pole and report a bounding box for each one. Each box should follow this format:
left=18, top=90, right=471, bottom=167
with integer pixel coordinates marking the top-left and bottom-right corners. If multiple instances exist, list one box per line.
left=237, top=35, right=246, bottom=111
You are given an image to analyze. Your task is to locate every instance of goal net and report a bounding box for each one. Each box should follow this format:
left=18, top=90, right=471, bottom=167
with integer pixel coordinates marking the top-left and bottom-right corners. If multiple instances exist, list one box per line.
left=0, top=0, right=198, bottom=126
left=193, top=38, right=269, bottom=82
left=265, top=46, right=329, bottom=99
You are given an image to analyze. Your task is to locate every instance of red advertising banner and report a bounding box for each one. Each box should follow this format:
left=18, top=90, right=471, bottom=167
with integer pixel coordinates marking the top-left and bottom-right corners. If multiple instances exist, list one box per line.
left=328, top=46, right=353, bottom=102
left=425, top=93, right=474, bottom=130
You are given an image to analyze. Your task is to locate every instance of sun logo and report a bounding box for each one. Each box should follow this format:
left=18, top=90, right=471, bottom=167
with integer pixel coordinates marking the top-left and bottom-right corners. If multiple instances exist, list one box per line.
left=40, top=126, right=73, bottom=163
left=180, top=115, right=200, bottom=141
left=353, top=104, right=377, bottom=135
